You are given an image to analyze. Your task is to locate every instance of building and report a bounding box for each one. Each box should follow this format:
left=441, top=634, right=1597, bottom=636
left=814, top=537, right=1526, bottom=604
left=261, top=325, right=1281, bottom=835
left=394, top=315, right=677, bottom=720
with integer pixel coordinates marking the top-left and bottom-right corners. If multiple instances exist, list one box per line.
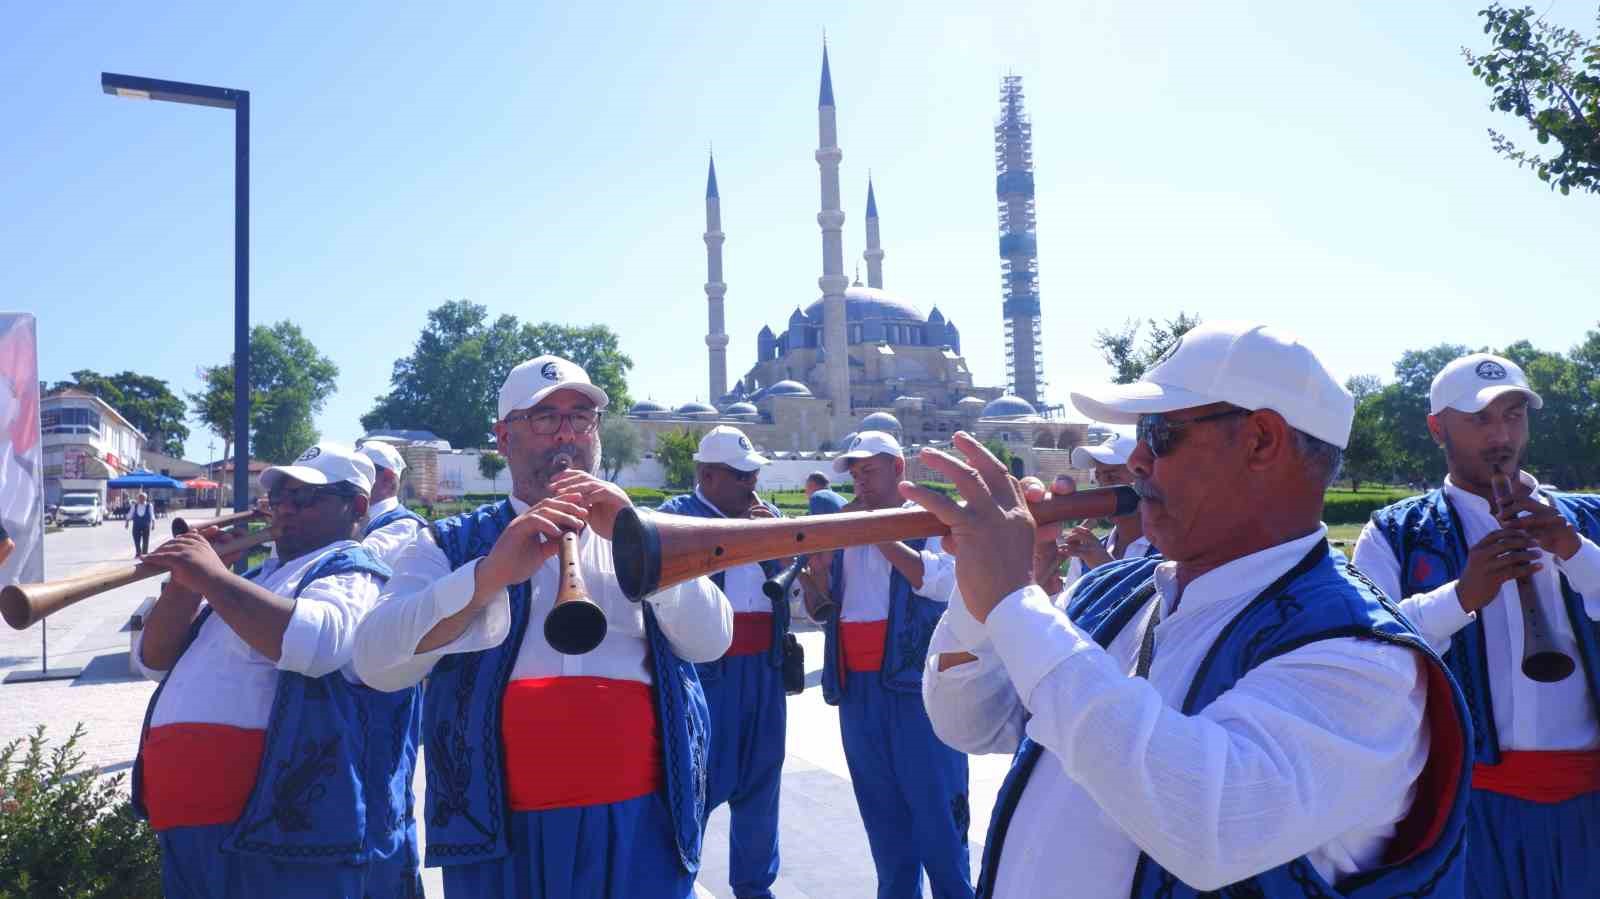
left=996, top=75, right=1045, bottom=406
left=41, top=389, right=146, bottom=504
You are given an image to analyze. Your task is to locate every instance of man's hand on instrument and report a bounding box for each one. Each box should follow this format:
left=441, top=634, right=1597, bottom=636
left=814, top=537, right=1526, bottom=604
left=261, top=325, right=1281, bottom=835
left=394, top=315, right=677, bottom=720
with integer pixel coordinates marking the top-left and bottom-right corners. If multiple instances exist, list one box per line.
left=1456, top=528, right=1543, bottom=612
left=1495, top=495, right=1582, bottom=560
left=547, top=470, right=630, bottom=539
left=1059, top=525, right=1114, bottom=569
left=142, top=532, right=232, bottom=594
left=475, top=496, right=588, bottom=600
left=901, top=432, right=1035, bottom=622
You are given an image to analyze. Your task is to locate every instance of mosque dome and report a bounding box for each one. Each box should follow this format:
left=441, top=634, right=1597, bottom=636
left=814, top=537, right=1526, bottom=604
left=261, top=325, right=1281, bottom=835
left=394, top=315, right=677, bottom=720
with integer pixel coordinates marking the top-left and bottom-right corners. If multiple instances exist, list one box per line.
left=629, top=400, right=668, bottom=415
left=766, top=380, right=813, bottom=397
left=802, top=285, right=924, bottom=323
left=723, top=402, right=758, bottom=416
left=981, top=395, right=1038, bottom=419
left=957, top=396, right=986, bottom=409
left=675, top=401, right=719, bottom=416
left=860, top=412, right=902, bottom=433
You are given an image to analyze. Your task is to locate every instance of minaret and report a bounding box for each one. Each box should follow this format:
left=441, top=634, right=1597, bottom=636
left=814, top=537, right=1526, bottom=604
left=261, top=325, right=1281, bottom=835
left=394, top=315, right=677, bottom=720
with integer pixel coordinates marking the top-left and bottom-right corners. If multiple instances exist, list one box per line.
left=704, top=152, right=729, bottom=403
left=996, top=75, right=1044, bottom=406
left=863, top=176, right=884, bottom=289
left=815, top=43, right=851, bottom=431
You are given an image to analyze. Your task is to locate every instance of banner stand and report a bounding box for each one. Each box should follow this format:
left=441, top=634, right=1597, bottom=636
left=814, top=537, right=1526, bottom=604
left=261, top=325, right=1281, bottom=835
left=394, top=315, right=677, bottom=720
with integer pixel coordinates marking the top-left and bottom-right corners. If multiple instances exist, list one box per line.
left=4, top=620, right=83, bottom=684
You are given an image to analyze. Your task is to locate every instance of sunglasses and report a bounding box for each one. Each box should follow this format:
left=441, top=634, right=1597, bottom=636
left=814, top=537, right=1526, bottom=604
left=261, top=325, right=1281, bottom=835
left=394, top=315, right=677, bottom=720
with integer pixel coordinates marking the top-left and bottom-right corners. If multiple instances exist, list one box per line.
left=268, top=484, right=360, bottom=510
left=1136, top=408, right=1250, bottom=458
left=707, top=464, right=759, bottom=482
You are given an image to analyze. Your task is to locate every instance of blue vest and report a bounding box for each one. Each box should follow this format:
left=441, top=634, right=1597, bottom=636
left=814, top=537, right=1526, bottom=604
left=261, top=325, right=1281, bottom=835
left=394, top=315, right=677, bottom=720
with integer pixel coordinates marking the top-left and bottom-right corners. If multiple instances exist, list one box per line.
left=1370, top=487, right=1600, bottom=764
left=976, top=544, right=1472, bottom=899
left=422, top=501, right=711, bottom=873
left=363, top=503, right=427, bottom=538
left=656, top=492, right=788, bottom=674
left=820, top=537, right=944, bottom=704
left=132, top=544, right=420, bottom=867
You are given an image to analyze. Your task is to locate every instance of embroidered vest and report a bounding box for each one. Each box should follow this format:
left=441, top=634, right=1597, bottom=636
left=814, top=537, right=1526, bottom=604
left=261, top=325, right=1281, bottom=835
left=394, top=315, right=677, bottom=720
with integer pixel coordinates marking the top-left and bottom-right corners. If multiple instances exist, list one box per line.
left=820, top=536, right=944, bottom=704
left=1370, top=488, right=1600, bottom=764
left=363, top=503, right=427, bottom=538
left=976, top=546, right=1472, bottom=899
left=656, top=493, right=788, bottom=676
left=422, top=501, right=710, bottom=872
left=132, top=544, right=419, bottom=866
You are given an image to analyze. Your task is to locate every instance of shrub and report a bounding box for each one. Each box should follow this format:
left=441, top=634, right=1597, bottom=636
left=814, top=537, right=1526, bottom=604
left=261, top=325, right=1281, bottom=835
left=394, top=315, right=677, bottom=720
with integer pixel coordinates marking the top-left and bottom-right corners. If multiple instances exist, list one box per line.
left=0, top=724, right=162, bottom=899
left=1322, top=487, right=1417, bottom=525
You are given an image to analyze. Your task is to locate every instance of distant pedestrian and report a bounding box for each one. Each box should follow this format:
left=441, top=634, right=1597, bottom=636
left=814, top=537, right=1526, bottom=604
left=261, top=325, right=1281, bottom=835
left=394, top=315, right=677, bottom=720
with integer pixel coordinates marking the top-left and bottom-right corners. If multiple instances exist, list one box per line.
left=128, top=492, right=154, bottom=556
left=804, top=471, right=846, bottom=515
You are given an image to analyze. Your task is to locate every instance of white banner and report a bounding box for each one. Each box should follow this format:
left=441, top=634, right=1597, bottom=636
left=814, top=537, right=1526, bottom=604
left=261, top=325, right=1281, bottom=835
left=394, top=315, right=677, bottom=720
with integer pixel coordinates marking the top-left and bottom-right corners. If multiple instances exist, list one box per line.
left=0, top=313, right=44, bottom=586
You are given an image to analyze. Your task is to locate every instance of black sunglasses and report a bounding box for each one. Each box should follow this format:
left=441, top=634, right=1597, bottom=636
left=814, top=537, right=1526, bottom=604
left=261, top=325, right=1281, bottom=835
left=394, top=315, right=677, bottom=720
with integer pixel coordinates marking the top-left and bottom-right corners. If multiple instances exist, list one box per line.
left=268, top=484, right=360, bottom=510
left=707, top=464, right=759, bottom=482
left=1136, top=408, right=1251, bottom=458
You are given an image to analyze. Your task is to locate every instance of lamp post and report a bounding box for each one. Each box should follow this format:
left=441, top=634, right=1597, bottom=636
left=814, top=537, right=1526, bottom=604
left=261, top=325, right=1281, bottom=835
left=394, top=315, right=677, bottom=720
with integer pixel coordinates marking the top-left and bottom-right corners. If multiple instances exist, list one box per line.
left=101, top=72, right=250, bottom=515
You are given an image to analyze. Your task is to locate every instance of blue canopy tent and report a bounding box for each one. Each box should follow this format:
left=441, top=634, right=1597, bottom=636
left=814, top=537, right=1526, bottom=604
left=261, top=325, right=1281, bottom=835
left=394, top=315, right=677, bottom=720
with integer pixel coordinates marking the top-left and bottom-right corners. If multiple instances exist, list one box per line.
left=106, top=470, right=187, bottom=491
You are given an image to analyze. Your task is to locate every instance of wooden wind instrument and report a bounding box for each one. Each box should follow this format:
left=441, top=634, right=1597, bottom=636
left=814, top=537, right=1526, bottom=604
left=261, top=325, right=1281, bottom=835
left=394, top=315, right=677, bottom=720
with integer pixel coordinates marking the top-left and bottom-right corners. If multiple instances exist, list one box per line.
left=1490, top=467, right=1575, bottom=683
left=1, top=510, right=273, bottom=631
left=542, top=454, right=608, bottom=655
left=615, top=484, right=1140, bottom=600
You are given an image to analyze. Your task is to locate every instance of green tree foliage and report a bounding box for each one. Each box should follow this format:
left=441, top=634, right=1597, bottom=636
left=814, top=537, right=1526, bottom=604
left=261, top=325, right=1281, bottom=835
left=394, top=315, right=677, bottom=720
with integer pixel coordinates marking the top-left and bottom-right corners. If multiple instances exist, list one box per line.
left=1092, top=313, right=1202, bottom=384
left=655, top=428, right=702, bottom=490
left=477, top=450, right=508, bottom=492
left=600, top=414, right=642, bottom=482
left=49, top=370, right=189, bottom=456
left=1464, top=4, right=1600, bottom=195
left=1341, top=376, right=1387, bottom=491
left=362, top=300, right=634, bottom=450
left=188, top=323, right=340, bottom=467
left=981, top=438, right=1015, bottom=474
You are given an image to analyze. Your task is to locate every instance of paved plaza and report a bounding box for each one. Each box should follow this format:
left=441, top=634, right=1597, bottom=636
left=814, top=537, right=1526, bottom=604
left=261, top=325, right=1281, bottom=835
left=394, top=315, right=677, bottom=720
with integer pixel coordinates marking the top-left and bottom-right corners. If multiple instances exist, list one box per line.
left=1, top=520, right=1011, bottom=897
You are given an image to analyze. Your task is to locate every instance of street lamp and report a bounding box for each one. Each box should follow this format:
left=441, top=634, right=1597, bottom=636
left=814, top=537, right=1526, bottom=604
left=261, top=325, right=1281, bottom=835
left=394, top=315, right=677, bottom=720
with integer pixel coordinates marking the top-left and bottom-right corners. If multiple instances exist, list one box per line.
left=101, top=72, right=251, bottom=515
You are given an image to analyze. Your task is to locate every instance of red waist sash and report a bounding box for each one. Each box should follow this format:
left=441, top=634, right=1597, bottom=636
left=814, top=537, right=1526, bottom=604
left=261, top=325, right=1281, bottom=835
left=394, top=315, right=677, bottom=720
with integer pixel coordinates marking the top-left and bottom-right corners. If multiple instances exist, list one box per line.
left=141, top=723, right=266, bottom=831
left=727, top=612, right=774, bottom=657
left=501, top=676, right=661, bottom=811
left=842, top=620, right=887, bottom=673
left=1473, top=750, right=1600, bottom=804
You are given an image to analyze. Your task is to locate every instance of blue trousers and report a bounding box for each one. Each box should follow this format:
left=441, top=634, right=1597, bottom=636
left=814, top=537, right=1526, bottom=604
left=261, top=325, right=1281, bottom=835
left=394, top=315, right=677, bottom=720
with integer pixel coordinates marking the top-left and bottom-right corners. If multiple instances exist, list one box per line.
left=157, top=822, right=421, bottom=898
left=442, top=792, right=695, bottom=899
left=701, top=652, right=787, bottom=899
left=839, top=672, right=973, bottom=899
left=1465, top=787, right=1600, bottom=899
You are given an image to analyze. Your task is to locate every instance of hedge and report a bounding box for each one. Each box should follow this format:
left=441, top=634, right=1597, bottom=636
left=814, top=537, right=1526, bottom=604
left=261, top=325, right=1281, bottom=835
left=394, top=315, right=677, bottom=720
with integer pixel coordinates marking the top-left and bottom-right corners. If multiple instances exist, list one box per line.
left=1321, top=488, right=1417, bottom=526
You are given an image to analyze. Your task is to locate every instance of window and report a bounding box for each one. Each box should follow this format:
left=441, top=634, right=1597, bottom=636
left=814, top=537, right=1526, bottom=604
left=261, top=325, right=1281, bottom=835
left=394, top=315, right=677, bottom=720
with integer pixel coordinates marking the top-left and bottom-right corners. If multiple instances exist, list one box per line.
left=42, top=406, right=102, bottom=436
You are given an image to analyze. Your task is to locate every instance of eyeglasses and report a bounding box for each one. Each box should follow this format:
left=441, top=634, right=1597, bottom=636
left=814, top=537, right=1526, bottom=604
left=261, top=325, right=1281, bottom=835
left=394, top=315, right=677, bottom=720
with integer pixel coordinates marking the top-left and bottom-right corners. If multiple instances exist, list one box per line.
left=505, top=408, right=602, bottom=435
left=707, top=464, right=759, bottom=482
left=268, top=484, right=359, bottom=510
left=1136, top=408, right=1251, bottom=458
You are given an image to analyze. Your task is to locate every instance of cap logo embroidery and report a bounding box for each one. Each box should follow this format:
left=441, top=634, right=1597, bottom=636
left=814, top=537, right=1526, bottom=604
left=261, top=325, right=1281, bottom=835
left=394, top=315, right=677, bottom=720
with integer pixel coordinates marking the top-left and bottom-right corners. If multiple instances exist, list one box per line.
left=738, top=436, right=752, bottom=450
left=1475, top=360, right=1508, bottom=381
left=297, top=446, right=322, bottom=462
left=540, top=362, right=563, bottom=381
left=849, top=435, right=862, bottom=450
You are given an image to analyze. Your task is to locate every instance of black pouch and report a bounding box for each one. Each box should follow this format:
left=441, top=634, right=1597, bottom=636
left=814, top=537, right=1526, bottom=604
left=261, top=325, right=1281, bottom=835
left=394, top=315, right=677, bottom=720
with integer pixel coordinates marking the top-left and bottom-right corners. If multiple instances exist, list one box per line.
left=782, top=633, right=805, bottom=695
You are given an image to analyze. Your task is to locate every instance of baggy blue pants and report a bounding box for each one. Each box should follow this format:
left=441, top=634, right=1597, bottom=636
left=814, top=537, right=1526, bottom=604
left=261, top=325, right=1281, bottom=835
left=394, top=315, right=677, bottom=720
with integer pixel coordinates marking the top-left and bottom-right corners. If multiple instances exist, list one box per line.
left=1464, top=787, right=1600, bottom=899
left=839, top=671, right=974, bottom=899
left=157, top=822, right=421, bottom=898
left=701, top=652, right=787, bottom=899
left=441, top=792, right=695, bottom=899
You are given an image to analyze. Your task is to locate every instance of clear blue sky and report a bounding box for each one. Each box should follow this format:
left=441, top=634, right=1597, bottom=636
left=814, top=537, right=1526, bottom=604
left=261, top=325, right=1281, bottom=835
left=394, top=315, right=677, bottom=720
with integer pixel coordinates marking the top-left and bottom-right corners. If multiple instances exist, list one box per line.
left=5, top=1, right=1597, bottom=462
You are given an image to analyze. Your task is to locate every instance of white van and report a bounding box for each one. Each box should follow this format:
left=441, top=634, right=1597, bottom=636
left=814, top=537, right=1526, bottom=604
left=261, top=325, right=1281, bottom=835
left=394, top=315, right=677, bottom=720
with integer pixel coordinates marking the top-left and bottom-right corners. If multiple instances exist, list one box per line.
left=57, top=492, right=105, bottom=527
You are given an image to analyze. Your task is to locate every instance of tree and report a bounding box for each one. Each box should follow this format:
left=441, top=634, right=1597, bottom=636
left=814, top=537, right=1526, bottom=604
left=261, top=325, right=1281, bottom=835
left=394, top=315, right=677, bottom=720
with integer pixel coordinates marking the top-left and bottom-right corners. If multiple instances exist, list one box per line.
left=1500, top=338, right=1600, bottom=486
left=362, top=300, right=635, bottom=450
left=1464, top=4, right=1600, bottom=195
left=600, top=414, right=642, bottom=481
left=1342, top=381, right=1386, bottom=492
left=655, top=428, right=702, bottom=490
left=477, top=450, right=508, bottom=493
left=248, top=322, right=340, bottom=464
left=50, top=370, right=189, bottom=456
left=1092, top=313, right=1202, bottom=384
left=982, top=438, right=1015, bottom=474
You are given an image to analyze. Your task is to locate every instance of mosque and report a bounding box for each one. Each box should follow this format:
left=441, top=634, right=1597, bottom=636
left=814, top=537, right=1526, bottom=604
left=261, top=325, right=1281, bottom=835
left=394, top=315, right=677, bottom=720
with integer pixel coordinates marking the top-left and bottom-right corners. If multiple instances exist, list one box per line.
left=625, top=47, right=1088, bottom=477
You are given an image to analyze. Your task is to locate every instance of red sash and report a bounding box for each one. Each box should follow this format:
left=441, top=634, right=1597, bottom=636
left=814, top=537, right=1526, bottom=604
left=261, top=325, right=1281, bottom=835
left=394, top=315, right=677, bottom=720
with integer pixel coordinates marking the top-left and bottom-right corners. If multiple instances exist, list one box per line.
left=842, top=620, right=888, bottom=673
left=501, top=677, right=661, bottom=811
left=1473, top=750, right=1600, bottom=804
left=141, top=723, right=266, bottom=831
left=727, top=612, right=774, bottom=657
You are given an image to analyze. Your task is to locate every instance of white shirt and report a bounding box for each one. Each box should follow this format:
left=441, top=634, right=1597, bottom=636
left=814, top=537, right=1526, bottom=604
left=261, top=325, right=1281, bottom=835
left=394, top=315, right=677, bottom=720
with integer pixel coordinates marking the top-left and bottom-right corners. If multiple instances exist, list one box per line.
left=361, top=496, right=424, bottom=570
left=923, top=528, right=1430, bottom=894
left=1061, top=529, right=1155, bottom=592
left=839, top=503, right=957, bottom=621
left=688, top=488, right=769, bottom=614
left=136, top=541, right=384, bottom=730
left=351, top=495, right=733, bottom=693
left=1352, top=473, right=1600, bottom=751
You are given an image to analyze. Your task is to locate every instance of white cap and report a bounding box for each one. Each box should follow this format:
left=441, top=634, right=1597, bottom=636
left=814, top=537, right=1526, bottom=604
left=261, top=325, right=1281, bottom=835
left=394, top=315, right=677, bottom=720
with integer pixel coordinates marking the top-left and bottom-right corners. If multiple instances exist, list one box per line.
left=358, top=440, right=406, bottom=475
left=833, top=430, right=904, bottom=473
left=1429, top=352, right=1544, bottom=415
left=260, top=442, right=375, bottom=495
left=1071, top=428, right=1137, bottom=468
left=1070, top=322, right=1355, bottom=449
left=497, top=355, right=610, bottom=421
left=693, top=425, right=769, bottom=472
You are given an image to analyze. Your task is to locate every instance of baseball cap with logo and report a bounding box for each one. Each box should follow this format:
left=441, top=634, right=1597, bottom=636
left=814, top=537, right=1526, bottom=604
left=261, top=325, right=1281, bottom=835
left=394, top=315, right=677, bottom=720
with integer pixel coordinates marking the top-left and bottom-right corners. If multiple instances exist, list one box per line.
left=833, top=430, right=904, bottom=473
left=1070, top=428, right=1137, bottom=468
left=260, top=442, right=376, bottom=495
left=358, top=440, right=406, bottom=475
left=497, top=355, right=610, bottom=421
left=1429, top=352, right=1544, bottom=415
left=1070, top=321, right=1355, bottom=448
left=693, top=425, right=769, bottom=472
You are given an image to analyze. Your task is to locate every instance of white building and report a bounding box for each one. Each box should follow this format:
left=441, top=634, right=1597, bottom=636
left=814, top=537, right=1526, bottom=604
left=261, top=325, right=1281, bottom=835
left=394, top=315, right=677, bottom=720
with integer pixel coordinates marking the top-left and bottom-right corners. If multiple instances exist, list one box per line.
left=41, top=389, right=146, bottom=505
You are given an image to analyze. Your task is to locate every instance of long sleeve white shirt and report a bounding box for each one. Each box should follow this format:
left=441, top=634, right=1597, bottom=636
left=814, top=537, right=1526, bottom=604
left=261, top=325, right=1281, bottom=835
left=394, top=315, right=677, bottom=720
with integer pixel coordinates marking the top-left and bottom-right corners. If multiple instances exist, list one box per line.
left=352, top=496, right=733, bottom=693
left=361, top=496, right=424, bottom=570
left=839, top=503, right=957, bottom=621
left=689, top=488, right=772, bottom=614
left=923, top=528, right=1430, bottom=895
left=1352, top=474, right=1600, bottom=751
left=135, top=540, right=383, bottom=729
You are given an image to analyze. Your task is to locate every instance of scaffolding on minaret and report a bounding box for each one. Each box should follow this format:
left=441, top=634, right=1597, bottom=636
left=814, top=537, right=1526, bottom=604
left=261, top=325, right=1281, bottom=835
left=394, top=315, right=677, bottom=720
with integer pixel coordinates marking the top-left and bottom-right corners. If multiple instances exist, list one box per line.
left=996, top=75, right=1044, bottom=406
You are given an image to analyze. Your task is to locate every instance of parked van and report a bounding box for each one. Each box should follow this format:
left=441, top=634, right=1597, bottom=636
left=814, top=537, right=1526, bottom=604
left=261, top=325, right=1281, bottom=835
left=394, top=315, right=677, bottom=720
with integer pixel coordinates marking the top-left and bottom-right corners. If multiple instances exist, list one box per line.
left=57, top=492, right=104, bottom=527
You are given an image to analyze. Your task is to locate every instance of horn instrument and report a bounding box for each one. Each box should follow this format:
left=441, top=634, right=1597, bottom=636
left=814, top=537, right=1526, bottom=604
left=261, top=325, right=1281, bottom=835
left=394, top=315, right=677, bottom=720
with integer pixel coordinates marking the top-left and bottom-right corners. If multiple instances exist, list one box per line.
left=1491, top=468, right=1575, bottom=683
left=542, top=455, right=608, bottom=655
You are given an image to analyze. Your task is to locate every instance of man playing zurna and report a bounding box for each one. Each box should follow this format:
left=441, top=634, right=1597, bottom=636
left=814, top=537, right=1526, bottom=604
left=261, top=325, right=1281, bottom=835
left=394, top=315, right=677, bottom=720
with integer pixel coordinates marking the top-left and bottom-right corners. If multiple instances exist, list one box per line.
left=352, top=355, right=733, bottom=899
left=809, top=430, right=974, bottom=899
left=657, top=425, right=789, bottom=899
left=919, top=322, right=1472, bottom=898
left=1354, top=351, right=1600, bottom=898
left=358, top=439, right=426, bottom=568
left=1043, top=427, right=1155, bottom=595
left=133, top=442, right=422, bottom=898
